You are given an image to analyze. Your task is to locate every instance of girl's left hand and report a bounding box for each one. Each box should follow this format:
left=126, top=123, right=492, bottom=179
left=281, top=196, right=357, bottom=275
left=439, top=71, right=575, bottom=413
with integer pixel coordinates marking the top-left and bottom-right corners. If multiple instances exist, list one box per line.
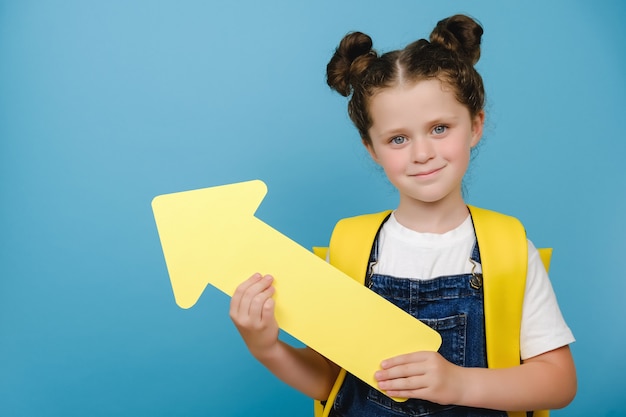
left=375, top=351, right=464, bottom=405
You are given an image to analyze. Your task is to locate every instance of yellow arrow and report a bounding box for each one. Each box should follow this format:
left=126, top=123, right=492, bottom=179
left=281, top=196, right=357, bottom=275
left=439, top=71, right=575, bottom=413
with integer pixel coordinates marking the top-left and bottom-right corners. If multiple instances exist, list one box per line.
left=151, top=179, right=441, bottom=395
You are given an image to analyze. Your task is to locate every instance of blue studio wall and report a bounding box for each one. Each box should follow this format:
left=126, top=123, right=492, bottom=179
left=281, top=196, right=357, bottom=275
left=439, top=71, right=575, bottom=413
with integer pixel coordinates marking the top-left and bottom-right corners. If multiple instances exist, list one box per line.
left=1, top=1, right=625, bottom=416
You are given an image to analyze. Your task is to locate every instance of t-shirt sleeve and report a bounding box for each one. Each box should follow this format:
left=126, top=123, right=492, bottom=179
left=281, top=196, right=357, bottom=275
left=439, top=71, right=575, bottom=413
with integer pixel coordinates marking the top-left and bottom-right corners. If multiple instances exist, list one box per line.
left=520, top=240, right=575, bottom=360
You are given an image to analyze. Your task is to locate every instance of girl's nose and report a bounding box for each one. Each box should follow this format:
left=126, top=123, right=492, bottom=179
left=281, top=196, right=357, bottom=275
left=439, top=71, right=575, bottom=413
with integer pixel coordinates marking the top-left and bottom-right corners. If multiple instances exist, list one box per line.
left=411, top=138, right=435, bottom=163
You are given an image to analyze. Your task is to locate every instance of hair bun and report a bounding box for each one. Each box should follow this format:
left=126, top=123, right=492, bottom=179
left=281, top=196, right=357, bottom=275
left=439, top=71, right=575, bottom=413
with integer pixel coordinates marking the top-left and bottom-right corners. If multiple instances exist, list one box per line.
left=430, top=14, right=483, bottom=65
left=327, top=32, right=377, bottom=97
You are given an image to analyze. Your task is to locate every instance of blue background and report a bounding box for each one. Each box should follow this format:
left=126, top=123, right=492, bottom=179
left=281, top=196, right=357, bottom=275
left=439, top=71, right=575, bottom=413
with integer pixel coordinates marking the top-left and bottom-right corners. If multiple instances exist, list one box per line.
left=1, top=1, right=624, bottom=416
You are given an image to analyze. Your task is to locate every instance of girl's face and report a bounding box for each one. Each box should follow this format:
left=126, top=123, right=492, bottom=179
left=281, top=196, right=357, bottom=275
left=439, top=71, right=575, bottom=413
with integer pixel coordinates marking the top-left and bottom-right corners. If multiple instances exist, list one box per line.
left=366, top=79, right=484, bottom=210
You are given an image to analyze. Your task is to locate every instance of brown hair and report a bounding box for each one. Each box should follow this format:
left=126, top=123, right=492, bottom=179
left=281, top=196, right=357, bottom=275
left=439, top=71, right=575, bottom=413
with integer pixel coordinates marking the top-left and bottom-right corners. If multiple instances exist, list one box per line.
left=326, top=14, right=485, bottom=146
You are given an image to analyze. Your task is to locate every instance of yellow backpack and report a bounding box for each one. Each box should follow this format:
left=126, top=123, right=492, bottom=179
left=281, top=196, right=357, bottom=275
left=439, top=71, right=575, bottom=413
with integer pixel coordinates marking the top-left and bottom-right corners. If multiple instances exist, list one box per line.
left=313, top=206, right=550, bottom=417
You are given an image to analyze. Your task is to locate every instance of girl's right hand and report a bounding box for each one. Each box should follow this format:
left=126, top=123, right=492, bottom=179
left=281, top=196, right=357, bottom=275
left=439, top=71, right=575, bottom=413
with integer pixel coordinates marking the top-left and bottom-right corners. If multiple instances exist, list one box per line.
left=229, top=273, right=279, bottom=359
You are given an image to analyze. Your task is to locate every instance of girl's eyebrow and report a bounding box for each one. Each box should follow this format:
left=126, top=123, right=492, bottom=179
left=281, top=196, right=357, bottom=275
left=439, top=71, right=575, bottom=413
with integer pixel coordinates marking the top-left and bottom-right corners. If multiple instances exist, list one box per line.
left=374, top=115, right=461, bottom=135
left=425, top=114, right=461, bottom=123
left=370, top=127, right=407, bottom=140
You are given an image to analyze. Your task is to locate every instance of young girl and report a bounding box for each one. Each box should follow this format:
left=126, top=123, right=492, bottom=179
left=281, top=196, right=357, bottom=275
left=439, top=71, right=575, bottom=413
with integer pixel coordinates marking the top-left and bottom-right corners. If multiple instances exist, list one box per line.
left=229, top=14, right=576, bottom=416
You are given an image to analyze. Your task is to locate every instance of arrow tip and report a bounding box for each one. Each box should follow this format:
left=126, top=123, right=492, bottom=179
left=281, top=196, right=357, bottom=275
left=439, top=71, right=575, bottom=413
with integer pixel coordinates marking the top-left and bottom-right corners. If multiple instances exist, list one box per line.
left=152, top=179, right=269, bottom=308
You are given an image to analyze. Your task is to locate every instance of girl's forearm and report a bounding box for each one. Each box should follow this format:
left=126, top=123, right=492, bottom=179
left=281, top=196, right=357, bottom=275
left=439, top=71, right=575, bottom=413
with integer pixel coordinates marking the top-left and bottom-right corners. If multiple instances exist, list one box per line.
left=458, top=346, right=576, bottom=411
left=252, top=342, right=340, bottom=401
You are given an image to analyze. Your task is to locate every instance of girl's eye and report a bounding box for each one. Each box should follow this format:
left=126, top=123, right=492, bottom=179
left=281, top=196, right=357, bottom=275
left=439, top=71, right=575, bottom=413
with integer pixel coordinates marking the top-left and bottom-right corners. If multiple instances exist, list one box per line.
left=433, top=125, right=447, bottom=135
left=391, top=136, right=406, bottom=145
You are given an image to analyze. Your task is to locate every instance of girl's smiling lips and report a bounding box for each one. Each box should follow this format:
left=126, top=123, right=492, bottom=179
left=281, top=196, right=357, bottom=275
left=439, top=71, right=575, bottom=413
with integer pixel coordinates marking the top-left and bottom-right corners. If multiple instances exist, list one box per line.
left=410, top=167, right=444, bottom=177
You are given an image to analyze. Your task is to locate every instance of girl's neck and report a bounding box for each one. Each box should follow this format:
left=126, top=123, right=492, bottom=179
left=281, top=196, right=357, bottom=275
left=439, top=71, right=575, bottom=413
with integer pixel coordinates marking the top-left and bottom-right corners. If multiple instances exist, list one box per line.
left=393, top=196, right=469, bottom=234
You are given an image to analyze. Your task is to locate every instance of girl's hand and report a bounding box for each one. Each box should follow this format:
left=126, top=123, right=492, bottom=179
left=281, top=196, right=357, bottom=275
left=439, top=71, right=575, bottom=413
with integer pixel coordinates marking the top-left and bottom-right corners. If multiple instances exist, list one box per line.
left=229, top=273, right=279, bottom=359
left=375, top=351, right=464, bottom=405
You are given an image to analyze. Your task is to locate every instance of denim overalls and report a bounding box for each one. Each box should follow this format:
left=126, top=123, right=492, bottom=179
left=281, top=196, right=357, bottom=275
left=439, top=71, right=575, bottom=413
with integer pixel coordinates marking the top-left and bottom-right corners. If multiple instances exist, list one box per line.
left=329, top=232, right=508, bottom=417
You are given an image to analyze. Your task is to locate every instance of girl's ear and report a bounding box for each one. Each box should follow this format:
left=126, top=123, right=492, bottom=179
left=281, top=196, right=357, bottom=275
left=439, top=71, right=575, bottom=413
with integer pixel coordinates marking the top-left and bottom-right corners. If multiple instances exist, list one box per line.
left=470, top=111, right=485, bottom=147
left=362, top=139, right=379, bottom=163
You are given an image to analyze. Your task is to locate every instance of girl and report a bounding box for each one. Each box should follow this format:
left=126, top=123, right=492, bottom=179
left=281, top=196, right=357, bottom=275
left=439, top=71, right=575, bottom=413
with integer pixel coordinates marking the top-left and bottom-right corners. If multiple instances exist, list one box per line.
left=230, top=14, right=576, bottom=416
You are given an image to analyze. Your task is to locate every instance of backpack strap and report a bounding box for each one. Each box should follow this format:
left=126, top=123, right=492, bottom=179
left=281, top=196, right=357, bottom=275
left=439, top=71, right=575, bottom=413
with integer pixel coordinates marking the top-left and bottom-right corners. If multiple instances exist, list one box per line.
left=327, top=210, right=392, bottom=284
left=468, top=205, right=527, bottom=370
left=468, top=206, right=550, bottom=417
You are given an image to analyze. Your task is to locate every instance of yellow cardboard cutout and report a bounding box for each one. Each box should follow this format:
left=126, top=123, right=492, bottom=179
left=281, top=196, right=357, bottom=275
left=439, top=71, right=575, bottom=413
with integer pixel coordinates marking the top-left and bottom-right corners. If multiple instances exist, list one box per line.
left=151, top=180, right=441, bottom=395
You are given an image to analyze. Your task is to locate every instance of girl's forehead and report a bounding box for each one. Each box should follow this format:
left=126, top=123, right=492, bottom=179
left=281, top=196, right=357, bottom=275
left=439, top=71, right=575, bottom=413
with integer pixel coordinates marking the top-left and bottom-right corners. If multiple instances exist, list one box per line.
left=378, top=77, right=451, bottom=96
left=369, top=79, right=461, bottom=112
left=367, top=79, right=473, bottom=133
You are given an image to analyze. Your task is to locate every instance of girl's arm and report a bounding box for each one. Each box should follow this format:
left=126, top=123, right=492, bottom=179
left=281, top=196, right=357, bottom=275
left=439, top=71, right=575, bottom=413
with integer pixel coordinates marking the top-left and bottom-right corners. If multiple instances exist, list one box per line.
left=375, top=345, right=576, bottom=411
left=230, top=273, right=340, bottom=401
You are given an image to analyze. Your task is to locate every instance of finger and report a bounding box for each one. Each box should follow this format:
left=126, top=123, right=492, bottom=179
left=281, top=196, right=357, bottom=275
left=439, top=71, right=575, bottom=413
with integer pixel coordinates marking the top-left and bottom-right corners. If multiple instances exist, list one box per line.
left=262, top=296, right=276, bottom=323
left=230, top=273, right=263, bottom=317
left=236, top=274, right=274, bottom=322
left=383, top=387, right=424, bottom=400
left=380, top=351, right=427, bottom=370
left=247, top=280, right=276, bottom=323
left=376, top=362, right=424, bottom=383
left=377, top=373, right=426, bottom=394
left=232, top=273, right=263, bottom=301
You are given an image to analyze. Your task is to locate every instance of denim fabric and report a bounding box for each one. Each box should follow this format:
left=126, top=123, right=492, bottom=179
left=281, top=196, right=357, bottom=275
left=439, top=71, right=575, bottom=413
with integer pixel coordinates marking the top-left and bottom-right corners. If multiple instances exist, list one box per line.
left=329, top=242, right=507, bottom=417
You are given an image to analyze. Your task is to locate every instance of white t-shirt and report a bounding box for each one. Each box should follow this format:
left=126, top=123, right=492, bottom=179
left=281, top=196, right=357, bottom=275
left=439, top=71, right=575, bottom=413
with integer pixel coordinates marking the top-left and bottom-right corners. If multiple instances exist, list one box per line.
left=373, top=212, right=575, bottom=360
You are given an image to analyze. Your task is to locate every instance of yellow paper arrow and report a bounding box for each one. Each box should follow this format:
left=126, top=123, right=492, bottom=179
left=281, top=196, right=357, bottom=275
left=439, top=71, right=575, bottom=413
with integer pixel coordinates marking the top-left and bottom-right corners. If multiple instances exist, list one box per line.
left=151, top=179, right=441, bottom=395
